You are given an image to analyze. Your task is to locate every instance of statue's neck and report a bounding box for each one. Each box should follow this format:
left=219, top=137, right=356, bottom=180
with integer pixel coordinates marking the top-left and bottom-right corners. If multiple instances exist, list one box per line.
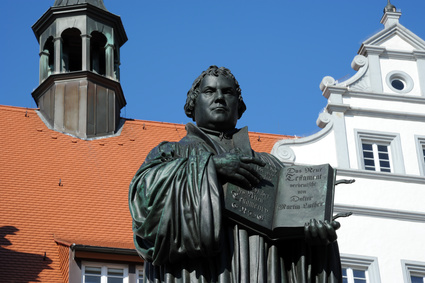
left=198, top=127, right=238, bottom=141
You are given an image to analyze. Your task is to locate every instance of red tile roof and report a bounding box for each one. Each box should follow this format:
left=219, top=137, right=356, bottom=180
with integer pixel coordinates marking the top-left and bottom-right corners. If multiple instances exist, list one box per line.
left=0, top=105, right=292, bottom=281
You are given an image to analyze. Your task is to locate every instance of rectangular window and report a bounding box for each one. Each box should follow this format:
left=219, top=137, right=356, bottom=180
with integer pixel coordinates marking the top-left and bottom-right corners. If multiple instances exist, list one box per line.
left=341, top=254, right=380, bottom=283
left=411, top=276, right=425, bottom=283
left=82, top=263, right=128, bottom=283
left=84, top=266, right=101, bottom=283
left=356, top=131, right=404, bottom=174
left=107, top=268, right=124, bottom=283
left=137, top=269, right=144, bottom=283
left=402, top=260, right=425, bottom=283
left=362, top=143, right=391, bottom=172
left=342, top=267, right=368, bottom=283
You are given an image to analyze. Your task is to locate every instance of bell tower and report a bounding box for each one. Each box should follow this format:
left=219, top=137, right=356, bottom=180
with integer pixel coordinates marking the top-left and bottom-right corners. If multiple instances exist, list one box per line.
left=32, top=0, right=128, bottom=139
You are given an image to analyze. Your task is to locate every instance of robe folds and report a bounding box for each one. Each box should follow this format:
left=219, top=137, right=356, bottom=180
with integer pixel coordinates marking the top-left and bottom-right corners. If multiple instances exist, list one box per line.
left=129, top=123, right=342, bottom=283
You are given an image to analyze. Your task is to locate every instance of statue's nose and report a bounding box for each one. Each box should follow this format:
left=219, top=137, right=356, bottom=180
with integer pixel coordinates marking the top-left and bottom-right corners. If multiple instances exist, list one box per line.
left=215, top=90, right=225, bottom=100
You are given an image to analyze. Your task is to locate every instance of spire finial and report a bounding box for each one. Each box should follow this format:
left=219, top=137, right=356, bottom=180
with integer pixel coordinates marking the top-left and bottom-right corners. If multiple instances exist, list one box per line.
left=384, top=0, right=396, bottom=13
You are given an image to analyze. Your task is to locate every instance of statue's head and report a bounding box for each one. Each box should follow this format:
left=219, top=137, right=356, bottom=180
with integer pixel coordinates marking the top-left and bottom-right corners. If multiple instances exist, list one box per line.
left=184, top=66, right=246, bottom=131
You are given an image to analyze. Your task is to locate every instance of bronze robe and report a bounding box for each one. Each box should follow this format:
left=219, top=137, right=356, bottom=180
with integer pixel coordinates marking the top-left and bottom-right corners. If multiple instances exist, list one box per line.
left=129, top=123, right=342, bottom=283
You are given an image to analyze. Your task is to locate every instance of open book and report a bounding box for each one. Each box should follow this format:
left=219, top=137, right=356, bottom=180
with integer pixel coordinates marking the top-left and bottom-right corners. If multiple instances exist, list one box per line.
left=224, top=163, right=336, bottom=240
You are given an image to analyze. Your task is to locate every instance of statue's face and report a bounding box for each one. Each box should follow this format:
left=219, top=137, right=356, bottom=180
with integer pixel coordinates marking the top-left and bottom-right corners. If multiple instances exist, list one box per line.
left=194, top=75, right=239, bottom=132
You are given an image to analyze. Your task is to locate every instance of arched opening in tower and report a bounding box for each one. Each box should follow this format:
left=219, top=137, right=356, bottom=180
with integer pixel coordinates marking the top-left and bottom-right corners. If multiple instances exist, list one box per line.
left=90, top=31, right=107, bottom=76
left=40, top=36, right=54, bottom=80
left=62, top=28, right=82, bottom=72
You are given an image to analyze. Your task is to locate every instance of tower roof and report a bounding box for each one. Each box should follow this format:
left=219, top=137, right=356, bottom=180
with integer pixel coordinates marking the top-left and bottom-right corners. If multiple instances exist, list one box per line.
left=53, top=0, right=107, bottom=10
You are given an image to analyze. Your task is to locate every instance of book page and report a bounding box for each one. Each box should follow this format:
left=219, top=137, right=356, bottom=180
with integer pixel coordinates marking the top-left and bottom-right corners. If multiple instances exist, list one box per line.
left=273, top=164, right=334, bottom=229
left=225, top=162, right=281, bottom=231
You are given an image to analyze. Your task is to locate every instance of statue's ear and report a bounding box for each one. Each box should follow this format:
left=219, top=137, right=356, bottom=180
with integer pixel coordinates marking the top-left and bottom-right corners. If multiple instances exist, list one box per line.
left=238, top=100, right=247, bottom=119
left=192, top=99, right=198, bottom=121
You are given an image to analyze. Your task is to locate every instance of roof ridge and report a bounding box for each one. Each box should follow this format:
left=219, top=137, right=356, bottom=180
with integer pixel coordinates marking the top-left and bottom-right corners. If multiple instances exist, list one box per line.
left=0, top=105, right=38, bottom=112
left=124, top=118, right=187, bottom=128
left=248, top=130, right=294, bottom=138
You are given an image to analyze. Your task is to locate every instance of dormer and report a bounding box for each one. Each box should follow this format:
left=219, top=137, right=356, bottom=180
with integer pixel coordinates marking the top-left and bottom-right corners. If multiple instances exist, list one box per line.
left=31, top=0, right=128, bottom=139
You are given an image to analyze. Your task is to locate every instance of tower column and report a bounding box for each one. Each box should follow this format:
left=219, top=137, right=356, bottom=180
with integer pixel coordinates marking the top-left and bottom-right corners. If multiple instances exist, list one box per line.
left=81, top=34, right=91, bottom=71
left=105, top=43, right=115, bottom=79
left=53, top=36, right=63, bottom=74
left=114, top=52, right=120, bottom=81
left=39, top=50, right=50, bottom=82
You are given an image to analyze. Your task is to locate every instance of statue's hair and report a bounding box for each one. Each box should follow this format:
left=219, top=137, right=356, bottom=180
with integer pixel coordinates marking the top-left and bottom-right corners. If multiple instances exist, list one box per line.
left=184, top=65, right=247, bottom=120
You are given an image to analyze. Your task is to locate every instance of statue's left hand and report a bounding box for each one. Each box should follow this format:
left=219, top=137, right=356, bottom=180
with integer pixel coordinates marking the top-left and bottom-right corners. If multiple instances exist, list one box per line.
left=212, top=153, right=266, bottom=189
left=304, top=219, right=340, bottom=246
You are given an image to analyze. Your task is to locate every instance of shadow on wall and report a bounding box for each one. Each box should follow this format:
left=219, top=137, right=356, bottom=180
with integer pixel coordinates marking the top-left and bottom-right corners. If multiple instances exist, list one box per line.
left=0, top=226, right=53, bottom=282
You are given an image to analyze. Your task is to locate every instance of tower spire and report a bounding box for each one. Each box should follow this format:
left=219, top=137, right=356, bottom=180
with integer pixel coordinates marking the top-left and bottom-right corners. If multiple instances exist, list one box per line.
left=381, top=0, right=401, bottom=29
left=384, top=0, right=396, bottom=13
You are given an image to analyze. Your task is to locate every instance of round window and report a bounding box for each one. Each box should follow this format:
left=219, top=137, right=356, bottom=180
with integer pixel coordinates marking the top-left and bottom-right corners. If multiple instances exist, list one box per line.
left=386, top=71, right=413, bottom=93
left=391, top=79, right=405, bottom=90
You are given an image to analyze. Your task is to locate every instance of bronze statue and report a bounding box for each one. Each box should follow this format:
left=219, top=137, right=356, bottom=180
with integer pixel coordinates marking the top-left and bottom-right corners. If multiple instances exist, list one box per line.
left=129, top=66, right=342, bottom=282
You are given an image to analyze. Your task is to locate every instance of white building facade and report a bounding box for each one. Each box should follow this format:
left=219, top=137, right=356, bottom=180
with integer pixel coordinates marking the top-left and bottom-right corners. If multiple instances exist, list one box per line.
left=272, top=4, right=425, bottom=283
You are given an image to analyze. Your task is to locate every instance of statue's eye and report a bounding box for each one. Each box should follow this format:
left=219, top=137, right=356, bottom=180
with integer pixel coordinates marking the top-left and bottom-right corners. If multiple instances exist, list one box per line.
left=223, top=89, right=235, bottom=95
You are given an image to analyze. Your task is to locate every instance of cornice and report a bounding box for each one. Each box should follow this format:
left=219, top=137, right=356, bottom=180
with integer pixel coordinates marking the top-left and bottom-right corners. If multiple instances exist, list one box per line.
left=336, top=168, right=425, bottom=184
left=326, top=103, right=350, bottom=114
left=346, top=106, right=425, bottom=122
left=334, top=204, right=425, bottom=223
left=32, top=4, right=127, bottom=46
left=322, top=85, right=347, bottom=99
left=383, top=50, right=421, bottom=61
left=413, top=50, right=425, bottom=60
left=323, top=90, right=425, bottom=120
left=359, top=45, right=385, bottom=57
left=344, top=90, right=425, bottom=104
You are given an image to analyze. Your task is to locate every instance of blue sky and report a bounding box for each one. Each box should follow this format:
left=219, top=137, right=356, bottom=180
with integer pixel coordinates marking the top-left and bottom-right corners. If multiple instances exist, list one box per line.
left=1, top=1, right=424, bottom=136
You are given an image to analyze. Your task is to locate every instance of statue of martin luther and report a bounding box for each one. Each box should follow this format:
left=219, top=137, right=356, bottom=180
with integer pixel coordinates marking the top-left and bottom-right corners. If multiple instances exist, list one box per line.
left=129, top=66, right=342, bottom=282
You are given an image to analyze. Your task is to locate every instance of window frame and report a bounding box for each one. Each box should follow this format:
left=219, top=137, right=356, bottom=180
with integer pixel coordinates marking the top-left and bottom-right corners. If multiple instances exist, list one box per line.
left=136, top=264, right=144, bottom=283
left=361, top=142, right=392, bottom=172
left=81, top=261, right=129, bottom=283
left=385, top=70, right=414, bottom=94
left=402, top=260, right=425, bottom=283
left=343, top=266, right=368, bottom=283
left=341, top=254, right=381, bottom=283
left=355, top=130, right=405, bottom=174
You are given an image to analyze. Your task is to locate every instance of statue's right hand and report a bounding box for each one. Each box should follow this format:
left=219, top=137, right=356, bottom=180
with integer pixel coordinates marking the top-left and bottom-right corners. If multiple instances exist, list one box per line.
left=212, top=153, right=266, bottom=189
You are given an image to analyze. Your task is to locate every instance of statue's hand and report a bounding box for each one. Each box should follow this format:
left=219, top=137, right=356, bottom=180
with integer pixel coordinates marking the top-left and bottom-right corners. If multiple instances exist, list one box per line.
left=304, top=219, right=340, bottom=246
left=212, top=153, right=266, bottom=189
